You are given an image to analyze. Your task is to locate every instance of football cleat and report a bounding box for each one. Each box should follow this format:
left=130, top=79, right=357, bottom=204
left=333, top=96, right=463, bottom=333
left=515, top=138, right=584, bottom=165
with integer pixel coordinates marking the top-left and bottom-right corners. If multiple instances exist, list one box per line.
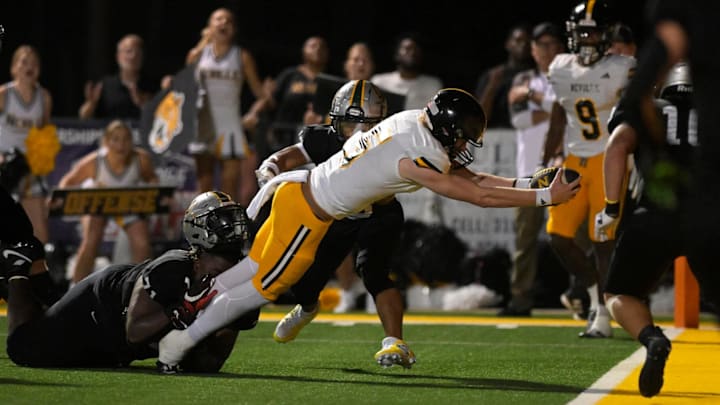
left=578, top=309, right=613, bottom=338
left=374, top=338, right=416, bottom=369
left=560, top=285, right=590, bottom=320
left=158, top=329, right=194, bottom=370
left=156, top=360, right=182, bottom=375
left=639, top=330, right=671, bottom=397
left=273, top=304, right=319, bottom=343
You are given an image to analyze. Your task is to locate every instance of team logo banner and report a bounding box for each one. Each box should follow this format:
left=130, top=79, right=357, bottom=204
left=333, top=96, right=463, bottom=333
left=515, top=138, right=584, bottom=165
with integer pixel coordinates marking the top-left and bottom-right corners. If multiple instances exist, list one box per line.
left=140, top=64, right=198, bottom=155
left=48, top=186, right=175, bottom=217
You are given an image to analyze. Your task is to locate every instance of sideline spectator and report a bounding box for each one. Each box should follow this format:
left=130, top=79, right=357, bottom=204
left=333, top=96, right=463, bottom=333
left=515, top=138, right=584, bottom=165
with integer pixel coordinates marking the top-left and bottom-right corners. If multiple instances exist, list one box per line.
left=264, top=36, right=329, bottom=154
left=474, top=24, right=534, bottom=128
left=372, top=32, right=442, bottom=110
left=499, top=22, right=565, bottom=317
left=79, top=34, right=156, bottom=120
left=185, top=7, right=269, bottom=206
left=0, top=45, right=54, bottom=244
left=58, top=120, right=158, bottom=284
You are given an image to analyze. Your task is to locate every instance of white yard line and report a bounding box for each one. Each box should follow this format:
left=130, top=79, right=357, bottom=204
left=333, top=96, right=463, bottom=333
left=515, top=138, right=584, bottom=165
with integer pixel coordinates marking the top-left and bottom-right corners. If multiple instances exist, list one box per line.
left=566, top=327, right=684, bottom=405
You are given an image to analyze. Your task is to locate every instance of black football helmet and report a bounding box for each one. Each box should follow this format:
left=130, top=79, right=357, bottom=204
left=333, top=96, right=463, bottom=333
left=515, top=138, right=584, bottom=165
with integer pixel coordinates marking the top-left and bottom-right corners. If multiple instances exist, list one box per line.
left=660, top=62, right=693, bottom=105
left=329, top=79, right=387, bottom=139
left=183, top=191, right=250, bottom=260
left=424, top=88, right=486, bottom=167
left=566, top=0, right=616, bottom=65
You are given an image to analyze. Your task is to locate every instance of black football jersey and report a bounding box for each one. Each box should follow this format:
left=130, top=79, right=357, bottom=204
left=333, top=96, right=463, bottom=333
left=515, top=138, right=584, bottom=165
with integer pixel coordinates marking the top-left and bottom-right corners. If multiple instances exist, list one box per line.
left=138, top=249, right=195, bottom=308
left=299, top=124, right=343, bottom=164
left=609, top=98, right=696, bottom=212
left=93, top=249, right=194, bottom=332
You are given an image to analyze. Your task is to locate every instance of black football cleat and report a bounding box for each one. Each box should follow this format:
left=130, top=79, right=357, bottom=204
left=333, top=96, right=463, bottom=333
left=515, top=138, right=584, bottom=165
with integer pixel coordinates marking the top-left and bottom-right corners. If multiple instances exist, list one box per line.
left=639, top=332, right=671, bottom=397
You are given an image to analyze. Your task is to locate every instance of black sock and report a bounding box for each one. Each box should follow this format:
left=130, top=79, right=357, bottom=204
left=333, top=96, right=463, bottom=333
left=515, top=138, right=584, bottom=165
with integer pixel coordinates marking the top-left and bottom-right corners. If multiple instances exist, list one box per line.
left=638, top=324, right=662, bottom=347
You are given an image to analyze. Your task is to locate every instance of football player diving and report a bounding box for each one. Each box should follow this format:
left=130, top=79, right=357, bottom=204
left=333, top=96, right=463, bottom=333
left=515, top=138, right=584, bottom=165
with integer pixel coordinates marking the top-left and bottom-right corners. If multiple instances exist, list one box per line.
left=540, top=0, right=636, bottom=338
left=1, top=189, right=258, bottom=372
left=157, top=88, right=580, bottom=372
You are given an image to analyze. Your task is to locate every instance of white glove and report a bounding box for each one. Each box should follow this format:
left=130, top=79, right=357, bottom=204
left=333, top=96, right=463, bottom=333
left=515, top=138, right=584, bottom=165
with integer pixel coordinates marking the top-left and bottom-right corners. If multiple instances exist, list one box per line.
left=255, top=159, right=279, bottom=188
left=593, top=209, right=618, bottom=242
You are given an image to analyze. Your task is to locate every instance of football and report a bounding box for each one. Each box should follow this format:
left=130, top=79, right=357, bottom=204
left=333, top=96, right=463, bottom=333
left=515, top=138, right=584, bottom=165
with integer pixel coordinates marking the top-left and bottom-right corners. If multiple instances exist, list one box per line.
left=529, top=167, right=580, bottom=188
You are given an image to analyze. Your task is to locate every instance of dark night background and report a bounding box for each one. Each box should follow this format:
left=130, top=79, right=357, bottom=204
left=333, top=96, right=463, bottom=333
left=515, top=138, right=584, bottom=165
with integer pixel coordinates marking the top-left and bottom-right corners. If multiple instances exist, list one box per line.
left=0, top=0, right=649, bottom=117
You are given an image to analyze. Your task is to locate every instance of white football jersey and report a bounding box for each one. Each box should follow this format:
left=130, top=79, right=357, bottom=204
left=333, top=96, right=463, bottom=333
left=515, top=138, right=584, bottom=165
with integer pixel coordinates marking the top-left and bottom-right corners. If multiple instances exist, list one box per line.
left=310, top=110, right=450, bottom=219
left=549, top=53, right=635, bottom=157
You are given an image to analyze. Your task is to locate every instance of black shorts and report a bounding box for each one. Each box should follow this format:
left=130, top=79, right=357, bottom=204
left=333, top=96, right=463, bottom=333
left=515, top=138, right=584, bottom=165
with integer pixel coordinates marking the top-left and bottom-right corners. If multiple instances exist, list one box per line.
left=7, top=268, right=133, bottom=368
left=290, top=217, right=361, bottom=305
left=604, top=208, right=685, bottom=298
left=290, top=199, right=404, bottom=303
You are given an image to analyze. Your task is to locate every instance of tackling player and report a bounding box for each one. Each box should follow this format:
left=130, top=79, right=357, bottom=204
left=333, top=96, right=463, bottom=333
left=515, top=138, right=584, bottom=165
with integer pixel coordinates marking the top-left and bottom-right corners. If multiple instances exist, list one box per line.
left=1, top=190, right=257, bottom=372
left=541, top=0, right=635, bottom=338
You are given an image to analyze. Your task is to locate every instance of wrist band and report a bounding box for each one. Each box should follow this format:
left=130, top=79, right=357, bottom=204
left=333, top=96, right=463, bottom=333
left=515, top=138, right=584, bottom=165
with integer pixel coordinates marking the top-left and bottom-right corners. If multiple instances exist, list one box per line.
left=259, top=160, right=279, bottom=175
left=536, top=188, right=552, bottom=207
left=514, top=178, right=531, bottom=188
left=605, top=200, right=620, bottom=217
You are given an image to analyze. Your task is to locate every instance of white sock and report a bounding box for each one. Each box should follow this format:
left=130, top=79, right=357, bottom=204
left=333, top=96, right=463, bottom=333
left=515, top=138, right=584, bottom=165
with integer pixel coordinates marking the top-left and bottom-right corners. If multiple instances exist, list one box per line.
left=382, top=336, right=400, bottom=348
left=587, top=284, right=599, bottom=310
left=214, top=257, right=259, bottom=294
left=187, top=280, right=270, bottom=343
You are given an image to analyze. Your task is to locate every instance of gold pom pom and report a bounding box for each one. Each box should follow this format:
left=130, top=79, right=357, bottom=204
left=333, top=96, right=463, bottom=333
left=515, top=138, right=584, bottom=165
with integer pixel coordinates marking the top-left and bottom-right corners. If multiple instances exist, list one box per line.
left=25, top=124, right=61, bottom=176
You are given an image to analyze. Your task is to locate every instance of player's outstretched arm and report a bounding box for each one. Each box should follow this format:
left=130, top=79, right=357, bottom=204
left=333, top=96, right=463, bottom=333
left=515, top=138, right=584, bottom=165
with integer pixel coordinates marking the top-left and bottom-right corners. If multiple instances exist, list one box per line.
left=398, top=158, right=579, bottom=208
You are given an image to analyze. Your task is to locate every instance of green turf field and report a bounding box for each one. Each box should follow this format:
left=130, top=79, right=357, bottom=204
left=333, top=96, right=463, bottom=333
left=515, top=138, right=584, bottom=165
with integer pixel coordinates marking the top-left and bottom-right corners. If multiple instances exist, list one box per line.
left=0, top=311, right=642, bottom=405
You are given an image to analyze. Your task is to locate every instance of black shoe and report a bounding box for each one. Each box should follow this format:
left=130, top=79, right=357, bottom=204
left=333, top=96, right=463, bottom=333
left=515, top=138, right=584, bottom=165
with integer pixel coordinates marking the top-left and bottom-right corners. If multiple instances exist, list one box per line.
left=560, top=285, right=590, bottom=320
left=497, top=306, right=531, bottom=317
left=639, top=333, right=671, bottom=397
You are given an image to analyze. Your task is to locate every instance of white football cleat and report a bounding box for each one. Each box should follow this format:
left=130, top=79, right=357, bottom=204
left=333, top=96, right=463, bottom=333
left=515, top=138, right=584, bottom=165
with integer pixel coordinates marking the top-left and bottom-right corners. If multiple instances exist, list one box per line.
left=273, top=304, right=319, bottom=343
